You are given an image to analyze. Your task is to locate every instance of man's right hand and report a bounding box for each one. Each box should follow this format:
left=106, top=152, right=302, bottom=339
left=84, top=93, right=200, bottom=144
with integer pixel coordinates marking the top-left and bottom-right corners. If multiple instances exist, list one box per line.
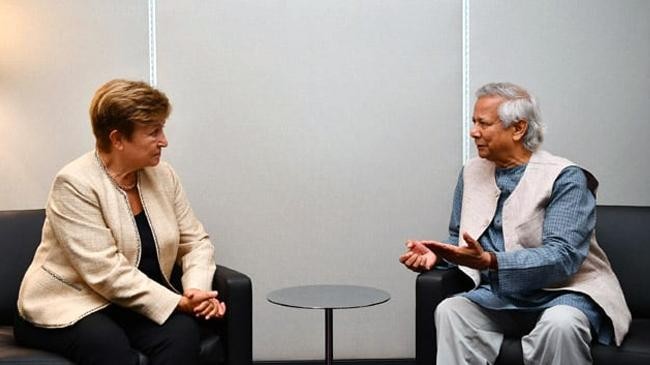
left=399, top=240, right=437, bottom=272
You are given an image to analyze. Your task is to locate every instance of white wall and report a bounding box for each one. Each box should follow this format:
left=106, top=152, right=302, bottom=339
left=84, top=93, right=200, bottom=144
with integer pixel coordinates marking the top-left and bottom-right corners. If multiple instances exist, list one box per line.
left=1, top=0, right=648, bottom=361
left=470, top=0, right=650, bottom=205
left=156, top=0, right=461, bottom=359
left=0, top=0, right=150, bottom=208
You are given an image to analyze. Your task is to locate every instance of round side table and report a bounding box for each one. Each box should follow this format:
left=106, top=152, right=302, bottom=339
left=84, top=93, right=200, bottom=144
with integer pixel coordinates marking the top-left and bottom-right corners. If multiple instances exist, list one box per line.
left=267, top=285, right=390, bottom=365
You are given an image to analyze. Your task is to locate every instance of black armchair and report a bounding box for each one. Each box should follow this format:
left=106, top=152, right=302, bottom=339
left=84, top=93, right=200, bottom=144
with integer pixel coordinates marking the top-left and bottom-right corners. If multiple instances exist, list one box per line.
left=415, top=205, right=650, bottom=364
left=0, top=209, right=252, bottom=365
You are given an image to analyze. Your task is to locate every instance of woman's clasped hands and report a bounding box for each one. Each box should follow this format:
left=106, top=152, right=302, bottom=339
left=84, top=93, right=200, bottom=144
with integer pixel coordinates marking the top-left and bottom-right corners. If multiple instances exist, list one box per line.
left=177, top=288, right=227, bottom=320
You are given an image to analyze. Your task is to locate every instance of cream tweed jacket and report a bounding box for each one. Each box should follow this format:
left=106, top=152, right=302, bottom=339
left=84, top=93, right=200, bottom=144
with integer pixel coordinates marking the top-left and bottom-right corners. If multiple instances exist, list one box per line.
left=17, top=151, right=216, bottom=327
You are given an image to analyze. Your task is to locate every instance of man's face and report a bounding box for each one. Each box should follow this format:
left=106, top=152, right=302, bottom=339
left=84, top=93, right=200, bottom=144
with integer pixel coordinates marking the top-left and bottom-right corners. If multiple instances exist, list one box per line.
left=470, top=96, right=517, bottom=163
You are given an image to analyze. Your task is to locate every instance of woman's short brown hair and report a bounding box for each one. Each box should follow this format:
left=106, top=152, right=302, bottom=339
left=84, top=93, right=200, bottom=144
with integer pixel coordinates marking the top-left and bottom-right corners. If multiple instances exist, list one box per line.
left=89, top=79, right=171, bottom=152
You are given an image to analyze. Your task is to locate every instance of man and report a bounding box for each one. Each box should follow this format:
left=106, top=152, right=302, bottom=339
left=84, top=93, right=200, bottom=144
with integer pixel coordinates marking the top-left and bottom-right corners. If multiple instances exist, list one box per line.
left=400, top=82, right=630, bottom=364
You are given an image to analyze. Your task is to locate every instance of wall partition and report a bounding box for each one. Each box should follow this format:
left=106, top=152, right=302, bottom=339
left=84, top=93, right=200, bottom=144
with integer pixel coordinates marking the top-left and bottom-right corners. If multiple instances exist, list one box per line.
left=469, top=0, right=650, bottom=205
left=0, top=0, right=150, bottom=209
left=156, top=0, right=462, bottom=359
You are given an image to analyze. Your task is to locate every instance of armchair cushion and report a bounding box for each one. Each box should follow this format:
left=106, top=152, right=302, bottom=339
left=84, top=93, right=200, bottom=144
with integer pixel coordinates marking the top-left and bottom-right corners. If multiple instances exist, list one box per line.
left=0, top=209, right=252, bottom=365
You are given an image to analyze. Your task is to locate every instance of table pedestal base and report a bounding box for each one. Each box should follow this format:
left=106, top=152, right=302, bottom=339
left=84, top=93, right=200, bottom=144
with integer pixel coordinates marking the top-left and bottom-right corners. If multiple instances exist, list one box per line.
left=325, top=308, right=333, bottom=365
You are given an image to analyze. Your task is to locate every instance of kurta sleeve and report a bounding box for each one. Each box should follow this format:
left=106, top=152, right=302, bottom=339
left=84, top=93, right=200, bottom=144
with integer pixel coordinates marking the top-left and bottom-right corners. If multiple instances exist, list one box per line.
left=490, top=166, right=596, bottom=295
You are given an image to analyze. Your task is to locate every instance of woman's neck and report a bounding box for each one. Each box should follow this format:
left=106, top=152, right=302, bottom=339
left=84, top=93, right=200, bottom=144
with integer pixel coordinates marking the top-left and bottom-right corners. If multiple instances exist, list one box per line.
left=97, top=150, right=138, bottom=190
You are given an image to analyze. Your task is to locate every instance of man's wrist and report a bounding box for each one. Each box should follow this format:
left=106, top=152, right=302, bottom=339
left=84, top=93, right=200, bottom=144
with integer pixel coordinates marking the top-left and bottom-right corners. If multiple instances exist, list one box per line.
left=480, top=251, right=498, bottom=271
left=486, top=251, right=498, bottom=271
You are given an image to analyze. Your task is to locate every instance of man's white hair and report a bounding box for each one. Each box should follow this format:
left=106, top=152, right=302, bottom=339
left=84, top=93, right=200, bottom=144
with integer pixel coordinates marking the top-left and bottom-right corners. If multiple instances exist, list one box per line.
left=476, top=82, right=544, bottom=151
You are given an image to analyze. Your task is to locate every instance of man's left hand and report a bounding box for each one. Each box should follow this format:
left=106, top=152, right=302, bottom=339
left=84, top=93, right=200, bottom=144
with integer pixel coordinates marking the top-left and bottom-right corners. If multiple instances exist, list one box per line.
left=420, top=232, right=494, bottom=270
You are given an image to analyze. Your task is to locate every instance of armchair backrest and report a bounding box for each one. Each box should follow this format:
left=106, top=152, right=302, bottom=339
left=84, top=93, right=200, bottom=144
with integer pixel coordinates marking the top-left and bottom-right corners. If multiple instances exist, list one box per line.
left=595, top=205, right=650, bottom=318
left=0, top=209, right=46, bottom=326
left=0, top=210, right=188, bottom=321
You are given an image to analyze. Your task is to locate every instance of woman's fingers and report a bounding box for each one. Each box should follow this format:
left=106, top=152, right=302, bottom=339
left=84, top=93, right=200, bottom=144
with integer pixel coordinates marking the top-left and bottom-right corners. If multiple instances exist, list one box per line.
left=193, top=300, right=211, bottom=315
left=205, top=299, right=227, bottom=320
left=194, top=298, right=227, bottom=320
left=216, top=301, right=227, bottom=318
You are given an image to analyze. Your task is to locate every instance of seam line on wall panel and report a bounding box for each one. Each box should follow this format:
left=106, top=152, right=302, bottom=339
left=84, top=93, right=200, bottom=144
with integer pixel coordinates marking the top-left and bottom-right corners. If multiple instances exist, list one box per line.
left=148, top=0, right=157, bottom=86
left=462, top=0, right=471, bottom=164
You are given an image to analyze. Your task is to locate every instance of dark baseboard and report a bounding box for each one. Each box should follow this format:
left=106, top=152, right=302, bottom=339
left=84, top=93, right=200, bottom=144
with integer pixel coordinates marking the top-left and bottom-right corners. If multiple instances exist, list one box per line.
left=255, top=359, right=415, bottom=365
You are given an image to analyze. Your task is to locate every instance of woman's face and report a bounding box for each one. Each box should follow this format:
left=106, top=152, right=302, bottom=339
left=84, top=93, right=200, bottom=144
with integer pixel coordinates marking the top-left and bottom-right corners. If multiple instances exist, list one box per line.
left=120, top=121, right=168, bottom=168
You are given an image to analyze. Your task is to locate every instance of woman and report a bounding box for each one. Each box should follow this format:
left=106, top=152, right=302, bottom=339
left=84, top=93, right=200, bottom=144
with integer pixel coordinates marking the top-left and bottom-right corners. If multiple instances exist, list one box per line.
left=14, top=79, right=226, bottom=365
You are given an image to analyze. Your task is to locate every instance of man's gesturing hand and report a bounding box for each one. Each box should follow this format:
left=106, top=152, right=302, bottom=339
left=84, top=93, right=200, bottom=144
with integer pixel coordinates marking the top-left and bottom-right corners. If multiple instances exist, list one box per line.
left=420, top=232, right=495, bottom=270
left=399, top=240, right=437, bottom=272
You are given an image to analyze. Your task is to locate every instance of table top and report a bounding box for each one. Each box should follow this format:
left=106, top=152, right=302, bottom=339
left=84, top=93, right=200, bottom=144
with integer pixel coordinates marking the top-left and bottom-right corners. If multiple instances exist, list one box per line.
left=267, top=284, right=390, bottom=310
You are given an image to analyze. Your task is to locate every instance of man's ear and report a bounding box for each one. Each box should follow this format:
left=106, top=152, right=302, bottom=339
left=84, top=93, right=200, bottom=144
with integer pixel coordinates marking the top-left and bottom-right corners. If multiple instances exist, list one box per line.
left=511, top=120, right=528, bottom=142
left=108, top=129, right=124, bottom=151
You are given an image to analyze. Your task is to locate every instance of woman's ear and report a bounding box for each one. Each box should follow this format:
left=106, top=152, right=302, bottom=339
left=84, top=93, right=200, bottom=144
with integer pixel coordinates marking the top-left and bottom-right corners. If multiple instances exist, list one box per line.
left=108, top=129, right=124, bottom=151
left=511, top=120, right=528, bottom=142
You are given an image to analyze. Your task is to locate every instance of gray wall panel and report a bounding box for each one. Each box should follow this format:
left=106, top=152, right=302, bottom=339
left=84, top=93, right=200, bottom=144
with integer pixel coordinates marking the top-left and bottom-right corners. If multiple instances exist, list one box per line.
left=157, top=0, right=461, bottom=360
left=0, top=0, right=149, bottom=209
left=470, top=0, right=650, bottom=205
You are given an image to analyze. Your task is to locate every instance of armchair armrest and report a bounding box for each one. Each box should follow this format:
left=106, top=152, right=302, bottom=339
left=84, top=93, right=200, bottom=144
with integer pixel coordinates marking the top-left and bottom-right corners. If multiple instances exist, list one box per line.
left=416, top=267, right=473, bottom=365
left=212, top=265, right=252, bottom=365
